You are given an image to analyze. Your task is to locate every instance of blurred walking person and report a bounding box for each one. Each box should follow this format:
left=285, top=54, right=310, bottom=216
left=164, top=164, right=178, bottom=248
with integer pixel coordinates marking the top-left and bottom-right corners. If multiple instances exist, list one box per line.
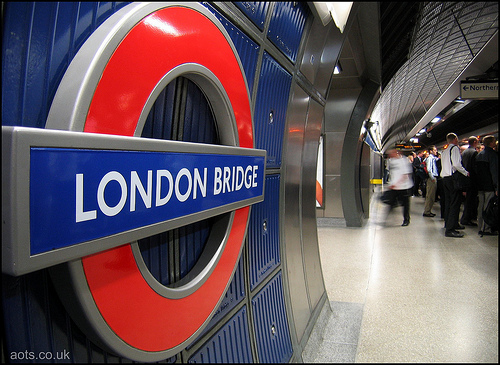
left=385, top=148, right=413, bottom=226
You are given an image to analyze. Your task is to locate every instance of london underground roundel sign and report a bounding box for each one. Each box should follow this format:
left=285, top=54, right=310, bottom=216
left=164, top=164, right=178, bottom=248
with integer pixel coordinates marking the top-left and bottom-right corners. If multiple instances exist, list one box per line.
left=44, top=3, right=255, bottom=361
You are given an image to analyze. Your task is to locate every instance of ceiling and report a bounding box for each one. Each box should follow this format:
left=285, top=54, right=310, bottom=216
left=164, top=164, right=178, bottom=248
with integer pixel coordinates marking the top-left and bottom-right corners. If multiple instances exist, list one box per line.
left=379, top=2, right=421, bottom=90
left=417, top=97, right=498, bottom=148
left=369, top=1, right=498, bottom=152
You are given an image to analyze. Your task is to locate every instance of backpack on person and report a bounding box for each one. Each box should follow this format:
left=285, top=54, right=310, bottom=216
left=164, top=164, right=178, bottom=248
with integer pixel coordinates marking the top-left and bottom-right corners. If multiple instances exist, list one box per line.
left=480, top=195, right=498, bottom=236
left=422, top=158, right=428, bottom=174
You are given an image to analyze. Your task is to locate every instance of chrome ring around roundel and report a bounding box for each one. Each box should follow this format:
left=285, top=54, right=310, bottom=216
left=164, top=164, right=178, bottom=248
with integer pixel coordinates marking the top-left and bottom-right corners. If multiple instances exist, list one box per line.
left=46, top=3, right=253, bottom=361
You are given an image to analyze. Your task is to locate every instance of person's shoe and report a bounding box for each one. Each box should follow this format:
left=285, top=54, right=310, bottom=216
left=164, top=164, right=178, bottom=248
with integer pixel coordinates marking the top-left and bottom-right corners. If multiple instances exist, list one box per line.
left=454, top=224, right=465, bottom=230
left=402, top=220, right=410, bottom=226
left=480, top=230, right=498, bottom=236
left=445, top=230, right=464, bottom=238
left=461, top=221, right=477, bottom=226
left=423, top=213, right=435, bottom=217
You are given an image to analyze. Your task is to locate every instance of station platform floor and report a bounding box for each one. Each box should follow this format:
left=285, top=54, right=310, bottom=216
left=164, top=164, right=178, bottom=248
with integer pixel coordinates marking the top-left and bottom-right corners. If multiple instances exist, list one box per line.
left=302, top=188, right=498, bottom=363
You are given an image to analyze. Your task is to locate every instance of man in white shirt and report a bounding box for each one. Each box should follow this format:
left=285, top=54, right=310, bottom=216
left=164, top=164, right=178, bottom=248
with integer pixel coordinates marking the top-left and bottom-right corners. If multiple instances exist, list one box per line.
left=440, top=133, right=469, bottom=237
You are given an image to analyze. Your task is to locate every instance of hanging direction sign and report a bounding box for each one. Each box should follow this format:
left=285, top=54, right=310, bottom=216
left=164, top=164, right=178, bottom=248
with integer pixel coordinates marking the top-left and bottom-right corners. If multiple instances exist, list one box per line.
left=460, top=80, right=498, bottom=100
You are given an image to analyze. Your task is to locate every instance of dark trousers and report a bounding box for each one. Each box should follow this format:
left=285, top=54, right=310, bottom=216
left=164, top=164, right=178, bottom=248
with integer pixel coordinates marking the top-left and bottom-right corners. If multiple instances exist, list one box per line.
left=387, top=188, right=411, bottom=222
left=460, top=185, right=478, bottom=223
left=437, top=177, right=445, bottom=218
left=443, top=176, right=461, bottom=232
left=413, top=172, right=422, bottom=196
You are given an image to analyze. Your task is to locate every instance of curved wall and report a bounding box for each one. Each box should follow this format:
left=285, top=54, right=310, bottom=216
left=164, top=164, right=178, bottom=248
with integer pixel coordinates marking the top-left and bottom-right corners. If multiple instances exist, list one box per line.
left=2, top=2, right=348, bottom=362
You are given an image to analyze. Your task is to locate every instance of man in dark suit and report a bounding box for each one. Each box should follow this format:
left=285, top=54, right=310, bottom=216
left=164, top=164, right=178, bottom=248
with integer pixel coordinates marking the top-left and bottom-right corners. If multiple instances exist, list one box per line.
left=412, top=150, right=426, bottom=197
left=460, top=136, right=479, bottom=226
left=476, top=135, right=498, bottom=235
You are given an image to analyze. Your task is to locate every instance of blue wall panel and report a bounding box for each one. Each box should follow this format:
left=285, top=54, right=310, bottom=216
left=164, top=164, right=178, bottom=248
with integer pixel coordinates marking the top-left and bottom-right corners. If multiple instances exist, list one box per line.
left=248, top=174, right=281, bottom=291
left=254, top=52, right=292, bottom=168
left=251, top=271, right=293, bottom=363
left=267, top=2, right=309, bottom=63
left=188, top=306, right=253, bottom=363
left=187, top=255, right=246, bottom=350
left=206, top=255, right=246, bottom=328
left=2, top=270, right=149, bottom=363
left=203, top=3, right=260, bottom=96
left=1, top=2, right=130, bottom=129
left=234, top=2, right=270, bottom=31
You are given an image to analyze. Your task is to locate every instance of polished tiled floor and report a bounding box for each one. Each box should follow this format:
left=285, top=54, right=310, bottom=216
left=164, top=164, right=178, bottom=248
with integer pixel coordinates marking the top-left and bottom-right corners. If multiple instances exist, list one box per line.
left=303, top=189, right=498, bottom=363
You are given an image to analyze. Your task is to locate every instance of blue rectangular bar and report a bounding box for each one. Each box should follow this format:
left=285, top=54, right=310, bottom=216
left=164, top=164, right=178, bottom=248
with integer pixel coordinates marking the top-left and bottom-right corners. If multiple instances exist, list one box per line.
left=30, top=148, right=265, bottom=255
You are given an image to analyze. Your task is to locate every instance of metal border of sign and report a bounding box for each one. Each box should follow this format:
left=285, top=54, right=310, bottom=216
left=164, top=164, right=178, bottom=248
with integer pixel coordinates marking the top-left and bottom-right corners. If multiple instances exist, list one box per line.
left=2, top=127, right=265, bottom=276
left=3, top=2, right=260, bottom=361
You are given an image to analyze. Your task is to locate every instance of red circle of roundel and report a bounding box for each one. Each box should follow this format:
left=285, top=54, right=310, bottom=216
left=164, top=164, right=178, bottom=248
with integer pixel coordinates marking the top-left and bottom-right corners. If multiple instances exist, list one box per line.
left=81, top=6, right=252, bottom=351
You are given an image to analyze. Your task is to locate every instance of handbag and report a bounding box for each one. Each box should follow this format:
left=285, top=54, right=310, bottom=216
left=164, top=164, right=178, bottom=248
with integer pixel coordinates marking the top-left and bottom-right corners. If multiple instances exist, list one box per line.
left=450, top=146, right=470, bottom=191
left=452, top=171, right=470, bottom=191
left=482, top=195, right=498, bottom=233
